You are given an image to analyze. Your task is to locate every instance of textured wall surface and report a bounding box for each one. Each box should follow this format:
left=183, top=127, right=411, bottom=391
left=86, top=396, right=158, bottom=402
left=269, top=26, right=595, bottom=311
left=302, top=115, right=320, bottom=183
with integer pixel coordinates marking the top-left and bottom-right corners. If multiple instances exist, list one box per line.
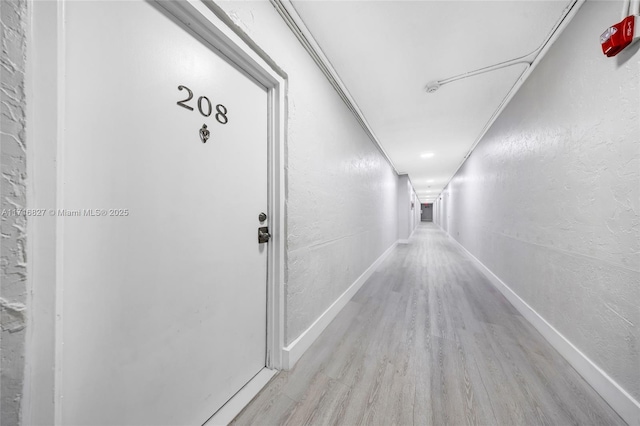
left=216, top=1, right=400, bottom=344
left=1, top=0, right=28, bottom=424
left=435, top=0, right=639, bottom=401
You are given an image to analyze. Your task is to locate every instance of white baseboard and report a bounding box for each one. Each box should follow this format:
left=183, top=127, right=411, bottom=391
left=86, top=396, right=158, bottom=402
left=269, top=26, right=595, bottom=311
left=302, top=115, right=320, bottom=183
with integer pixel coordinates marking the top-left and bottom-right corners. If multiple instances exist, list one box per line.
left=446, top=235, right=640, bottom=426
left=203, top=367, right=277, bottom=425
left=410, top=224, right=419, bottom=238
left=282, top=241, right=398, bottom=369
left=398, top=225, right=418, bottom=245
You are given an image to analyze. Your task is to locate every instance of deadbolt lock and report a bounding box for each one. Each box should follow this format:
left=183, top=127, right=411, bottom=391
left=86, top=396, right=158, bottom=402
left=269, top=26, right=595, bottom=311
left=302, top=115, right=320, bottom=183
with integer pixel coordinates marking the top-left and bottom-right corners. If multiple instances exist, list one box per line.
left=258, top=226, right=271, bottom=243
left=259, top=212, right=267, bottom=222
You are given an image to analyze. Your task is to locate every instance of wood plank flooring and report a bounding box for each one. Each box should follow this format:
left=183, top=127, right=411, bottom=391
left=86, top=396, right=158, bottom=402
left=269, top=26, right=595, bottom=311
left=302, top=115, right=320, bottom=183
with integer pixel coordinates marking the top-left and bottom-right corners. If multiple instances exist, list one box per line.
left=232, top=223, right=625, bottom=425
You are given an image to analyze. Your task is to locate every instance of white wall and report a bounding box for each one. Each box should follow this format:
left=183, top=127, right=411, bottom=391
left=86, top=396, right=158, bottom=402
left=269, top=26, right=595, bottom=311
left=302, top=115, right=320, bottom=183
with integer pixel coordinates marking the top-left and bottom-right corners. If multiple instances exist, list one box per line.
left=410, top=187, right=419, bottom=231
left=435, top=0, right=639, bottom=418
left=215, top=1, right=400, bottom=345
left=397, top=175, right=420, bottom=241
left=1, top=1, right=28, bottom=424
left=413, top=194, right=418, bottom=229
left=397, top=175, right=410, bottom=241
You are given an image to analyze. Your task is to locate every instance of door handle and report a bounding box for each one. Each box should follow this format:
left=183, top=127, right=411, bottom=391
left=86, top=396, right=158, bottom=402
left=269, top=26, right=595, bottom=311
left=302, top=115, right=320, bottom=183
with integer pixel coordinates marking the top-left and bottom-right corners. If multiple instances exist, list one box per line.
left=258, top=227, right=271, bottom=243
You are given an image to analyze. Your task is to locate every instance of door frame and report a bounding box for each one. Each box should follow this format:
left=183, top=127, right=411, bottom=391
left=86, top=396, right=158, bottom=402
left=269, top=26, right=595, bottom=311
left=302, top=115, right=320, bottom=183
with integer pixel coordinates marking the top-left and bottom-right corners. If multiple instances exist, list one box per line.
left=24, top=1, right=287, bottom=424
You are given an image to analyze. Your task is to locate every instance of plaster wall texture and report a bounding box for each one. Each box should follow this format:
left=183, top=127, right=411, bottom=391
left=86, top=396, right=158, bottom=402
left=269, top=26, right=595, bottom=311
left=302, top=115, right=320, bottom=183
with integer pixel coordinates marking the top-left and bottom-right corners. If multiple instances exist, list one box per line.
left=435, top=0, right=639, bottom=401
left=216, top=1, right=400, bottom=345
left=1, top=0, right=28, bottom=424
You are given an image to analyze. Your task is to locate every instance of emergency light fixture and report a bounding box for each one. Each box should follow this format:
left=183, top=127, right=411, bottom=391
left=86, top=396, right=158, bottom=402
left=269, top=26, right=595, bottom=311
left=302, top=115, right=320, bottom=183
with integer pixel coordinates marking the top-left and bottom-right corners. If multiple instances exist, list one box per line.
left=601, top=15, right=639, bottom=57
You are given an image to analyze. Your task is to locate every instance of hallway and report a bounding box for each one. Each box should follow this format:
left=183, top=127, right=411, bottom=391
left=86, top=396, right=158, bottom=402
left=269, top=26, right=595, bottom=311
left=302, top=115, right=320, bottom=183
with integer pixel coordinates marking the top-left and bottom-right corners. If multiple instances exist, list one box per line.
left=5, top=1, right=638, bottom=424
left=232, top=223, right=624, bottom=425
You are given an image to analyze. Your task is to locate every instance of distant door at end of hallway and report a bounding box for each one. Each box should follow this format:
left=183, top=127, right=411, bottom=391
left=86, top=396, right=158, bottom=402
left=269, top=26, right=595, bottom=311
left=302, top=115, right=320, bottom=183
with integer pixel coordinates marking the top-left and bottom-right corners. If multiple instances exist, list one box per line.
left=421, top=203, right=433, bottom=222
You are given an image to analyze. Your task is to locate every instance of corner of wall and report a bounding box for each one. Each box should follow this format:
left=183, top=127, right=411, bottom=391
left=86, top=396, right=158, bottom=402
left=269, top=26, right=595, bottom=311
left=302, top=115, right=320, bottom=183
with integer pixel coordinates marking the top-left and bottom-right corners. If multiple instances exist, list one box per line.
left=282, top=241, right=398, bottom=369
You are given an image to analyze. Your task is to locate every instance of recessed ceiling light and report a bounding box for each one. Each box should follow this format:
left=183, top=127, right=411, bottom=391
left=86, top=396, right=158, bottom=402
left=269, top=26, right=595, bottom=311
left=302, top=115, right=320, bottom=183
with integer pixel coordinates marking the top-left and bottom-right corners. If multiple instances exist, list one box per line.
left=427, top=179, right=434, bottom=183
left=420, top=152, right=435, bottom=159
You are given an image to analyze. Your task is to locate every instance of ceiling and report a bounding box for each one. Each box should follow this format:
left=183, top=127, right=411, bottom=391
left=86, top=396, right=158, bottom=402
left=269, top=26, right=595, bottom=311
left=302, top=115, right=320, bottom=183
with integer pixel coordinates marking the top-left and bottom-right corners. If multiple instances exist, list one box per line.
left=289, top=0, right=574, bottom=203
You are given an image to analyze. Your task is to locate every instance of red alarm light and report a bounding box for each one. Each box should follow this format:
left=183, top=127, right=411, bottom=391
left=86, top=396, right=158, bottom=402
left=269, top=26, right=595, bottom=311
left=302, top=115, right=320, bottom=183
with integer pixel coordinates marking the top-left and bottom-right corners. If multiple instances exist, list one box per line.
left=601, top=15, right=639, bottom=57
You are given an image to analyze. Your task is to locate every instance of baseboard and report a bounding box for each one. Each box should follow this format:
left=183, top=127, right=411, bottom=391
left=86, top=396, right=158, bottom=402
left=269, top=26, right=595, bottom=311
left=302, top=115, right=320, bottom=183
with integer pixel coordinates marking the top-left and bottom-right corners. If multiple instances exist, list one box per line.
left=399, top=227, right=417, bottom=245
left=282, top=241, right=398, bottom=369
left=203, top=367, right=277, bottom=425
left=446, top=234, right=640, bottom=426
left=409, top=226, right=417, bottom=239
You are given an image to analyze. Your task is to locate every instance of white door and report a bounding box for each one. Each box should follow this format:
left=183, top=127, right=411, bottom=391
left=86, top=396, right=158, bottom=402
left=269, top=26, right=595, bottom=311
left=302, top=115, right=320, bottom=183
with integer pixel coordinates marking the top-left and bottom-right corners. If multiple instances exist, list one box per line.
left=60, top=2, right=268, bottom=424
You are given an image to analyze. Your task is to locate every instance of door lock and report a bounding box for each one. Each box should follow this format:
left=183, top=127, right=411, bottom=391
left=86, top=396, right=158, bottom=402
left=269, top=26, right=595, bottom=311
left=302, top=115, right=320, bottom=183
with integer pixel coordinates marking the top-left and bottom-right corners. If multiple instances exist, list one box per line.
left=258, top=212, right=267, bottom=222
left=258, top=227, right=271, bottom=243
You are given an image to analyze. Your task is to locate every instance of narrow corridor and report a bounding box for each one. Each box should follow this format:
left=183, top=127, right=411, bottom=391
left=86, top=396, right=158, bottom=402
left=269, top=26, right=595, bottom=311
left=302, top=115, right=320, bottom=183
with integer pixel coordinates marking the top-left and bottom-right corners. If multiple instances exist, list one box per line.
left=232, top=223, right=624, bottom=425
left=9, top=2, right=638, bottom=424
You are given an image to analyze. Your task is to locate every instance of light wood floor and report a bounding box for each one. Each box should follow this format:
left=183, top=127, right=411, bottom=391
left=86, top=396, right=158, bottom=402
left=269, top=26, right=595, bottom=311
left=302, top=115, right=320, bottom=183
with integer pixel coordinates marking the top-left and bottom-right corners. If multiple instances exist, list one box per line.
left=232, top=223, right=625, bottom=425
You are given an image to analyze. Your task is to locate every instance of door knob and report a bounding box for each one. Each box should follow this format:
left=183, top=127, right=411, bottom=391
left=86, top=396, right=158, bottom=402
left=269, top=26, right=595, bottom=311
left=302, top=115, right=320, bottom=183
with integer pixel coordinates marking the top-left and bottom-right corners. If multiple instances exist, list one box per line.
left=258, top=226, right=271, bottom=243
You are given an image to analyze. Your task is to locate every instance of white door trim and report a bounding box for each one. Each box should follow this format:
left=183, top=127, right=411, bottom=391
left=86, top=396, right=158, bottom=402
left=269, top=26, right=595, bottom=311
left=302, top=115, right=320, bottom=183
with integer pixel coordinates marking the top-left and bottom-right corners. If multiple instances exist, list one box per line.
left=203, top=367, right=278, bottom=425
left=24, top=1, right=286, bottom=423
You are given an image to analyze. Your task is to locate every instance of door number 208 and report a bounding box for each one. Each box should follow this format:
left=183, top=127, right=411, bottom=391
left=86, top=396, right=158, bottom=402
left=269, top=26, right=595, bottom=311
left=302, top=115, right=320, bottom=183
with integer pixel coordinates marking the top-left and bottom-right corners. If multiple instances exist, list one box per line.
left=177, top=85, right=228, bottom=124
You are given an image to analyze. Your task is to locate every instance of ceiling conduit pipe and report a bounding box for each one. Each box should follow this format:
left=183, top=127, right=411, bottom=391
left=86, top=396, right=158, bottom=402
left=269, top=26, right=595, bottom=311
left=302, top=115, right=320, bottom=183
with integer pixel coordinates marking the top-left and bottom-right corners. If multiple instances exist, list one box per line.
left=425, top=0, right=582, bottom=94
left=425, top=53, right=534, bottom=93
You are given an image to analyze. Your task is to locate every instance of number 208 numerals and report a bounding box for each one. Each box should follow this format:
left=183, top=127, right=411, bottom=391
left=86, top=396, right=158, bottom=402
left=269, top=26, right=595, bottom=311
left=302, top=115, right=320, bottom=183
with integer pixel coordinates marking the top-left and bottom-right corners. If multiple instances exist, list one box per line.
left=177, top=85, right=228, bottom=124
